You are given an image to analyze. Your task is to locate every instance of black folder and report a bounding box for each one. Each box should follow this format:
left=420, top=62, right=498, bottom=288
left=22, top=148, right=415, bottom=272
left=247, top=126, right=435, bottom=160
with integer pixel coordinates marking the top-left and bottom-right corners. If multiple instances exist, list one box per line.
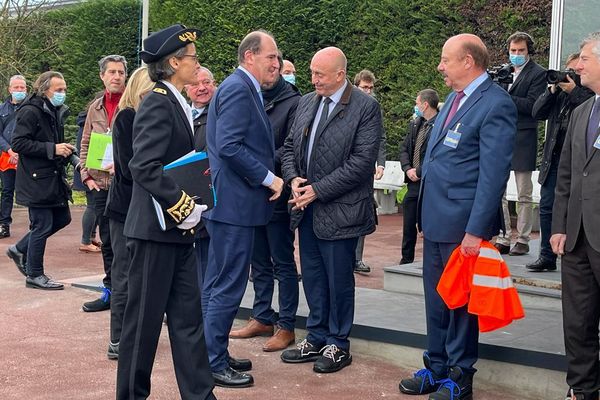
left=152, top=151, right=215, bottom=231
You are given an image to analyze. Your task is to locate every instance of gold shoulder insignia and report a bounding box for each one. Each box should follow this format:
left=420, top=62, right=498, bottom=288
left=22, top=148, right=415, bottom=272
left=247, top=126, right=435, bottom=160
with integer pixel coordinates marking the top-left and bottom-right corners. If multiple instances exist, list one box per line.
left=179, top=31, right=197, bottom=42
left=153, top=88, right=167, bottom=95
left=167, top=191, right=196, bottom=224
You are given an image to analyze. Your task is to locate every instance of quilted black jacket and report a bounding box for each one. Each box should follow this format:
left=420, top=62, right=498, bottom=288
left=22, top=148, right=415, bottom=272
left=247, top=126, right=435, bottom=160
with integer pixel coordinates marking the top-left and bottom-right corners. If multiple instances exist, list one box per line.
left=281, top=81, right=383, bottom=240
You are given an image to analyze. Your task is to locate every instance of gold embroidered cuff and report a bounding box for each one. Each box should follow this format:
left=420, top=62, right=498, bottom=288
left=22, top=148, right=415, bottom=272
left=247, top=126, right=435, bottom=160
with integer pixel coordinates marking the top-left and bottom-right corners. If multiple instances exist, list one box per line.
left=167, top=191, right=196, bottom=223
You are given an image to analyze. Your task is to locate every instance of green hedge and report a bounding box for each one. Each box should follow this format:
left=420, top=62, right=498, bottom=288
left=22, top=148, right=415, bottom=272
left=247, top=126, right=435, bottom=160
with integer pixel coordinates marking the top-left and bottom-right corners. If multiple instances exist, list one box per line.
left=1, top=0, right=552, bottom=156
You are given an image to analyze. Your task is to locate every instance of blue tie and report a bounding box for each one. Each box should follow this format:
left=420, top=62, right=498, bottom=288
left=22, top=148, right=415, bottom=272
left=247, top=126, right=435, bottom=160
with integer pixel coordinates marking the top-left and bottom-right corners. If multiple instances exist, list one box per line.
left=587, top=97, right=600, bottom=155
left=192, top=108, right=200, bottom=120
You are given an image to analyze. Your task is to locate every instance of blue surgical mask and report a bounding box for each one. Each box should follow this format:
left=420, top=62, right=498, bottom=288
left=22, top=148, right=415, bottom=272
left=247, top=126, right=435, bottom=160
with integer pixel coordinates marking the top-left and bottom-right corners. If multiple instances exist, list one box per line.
left=282, top=74, right=296, bottom=85
left=414, top=105, right=423, bottom=118
left=50, top=92, right=66, bottom=107
left=11, top=91, right=26, bottom=103
left=510, top=54, right=527, bottom=67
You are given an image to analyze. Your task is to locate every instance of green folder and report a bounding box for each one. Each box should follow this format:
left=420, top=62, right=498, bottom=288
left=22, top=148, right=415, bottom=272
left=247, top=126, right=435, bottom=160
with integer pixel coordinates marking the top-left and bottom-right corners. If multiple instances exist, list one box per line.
left=85, top=132, right=113, bottom=171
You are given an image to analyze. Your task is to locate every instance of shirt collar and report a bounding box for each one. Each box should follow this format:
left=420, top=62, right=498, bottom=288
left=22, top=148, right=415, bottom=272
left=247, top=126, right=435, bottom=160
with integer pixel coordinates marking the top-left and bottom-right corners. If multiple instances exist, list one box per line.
left=463, top=72, right=489, bottom=98
left=326, top=81, right=347, bottom=105
left=161, top=80, right=193, bottom=130
left=237, top=65, right=261, bottom=95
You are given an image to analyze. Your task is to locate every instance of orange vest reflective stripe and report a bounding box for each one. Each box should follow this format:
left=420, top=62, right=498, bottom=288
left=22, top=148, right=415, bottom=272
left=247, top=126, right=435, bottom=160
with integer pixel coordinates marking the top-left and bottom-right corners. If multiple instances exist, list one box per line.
left=437, top=241, right=525, bottom=332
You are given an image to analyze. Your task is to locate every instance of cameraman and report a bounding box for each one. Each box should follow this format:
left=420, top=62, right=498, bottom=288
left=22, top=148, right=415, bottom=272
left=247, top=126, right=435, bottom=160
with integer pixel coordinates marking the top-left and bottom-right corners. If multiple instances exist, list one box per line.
left=495, top=32, right=547, bottom=256
left=526, top=53, right=594, bottom=272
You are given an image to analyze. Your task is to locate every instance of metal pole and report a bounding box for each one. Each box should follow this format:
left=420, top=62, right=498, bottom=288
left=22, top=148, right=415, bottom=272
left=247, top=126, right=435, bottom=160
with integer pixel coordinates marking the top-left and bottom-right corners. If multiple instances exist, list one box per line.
left=142, top=0, right=149, bottom=44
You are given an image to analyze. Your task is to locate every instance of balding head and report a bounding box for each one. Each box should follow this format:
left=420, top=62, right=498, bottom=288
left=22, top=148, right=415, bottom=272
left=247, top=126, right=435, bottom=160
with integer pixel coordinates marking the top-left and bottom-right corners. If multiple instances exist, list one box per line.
left=310, top=47, right=347, bottom=96
left=237, top=30, right=279, bottom=86
left=438, top=34, right=489, bottom=91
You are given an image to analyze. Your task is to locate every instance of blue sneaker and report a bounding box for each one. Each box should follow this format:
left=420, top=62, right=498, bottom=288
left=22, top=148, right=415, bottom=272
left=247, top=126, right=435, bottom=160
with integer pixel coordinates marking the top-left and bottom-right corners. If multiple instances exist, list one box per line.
left=399, top=352, right=442, bottom=394
left=429, top=366, right=473, bottom=400
left=82, top=287, right=111, bottom=312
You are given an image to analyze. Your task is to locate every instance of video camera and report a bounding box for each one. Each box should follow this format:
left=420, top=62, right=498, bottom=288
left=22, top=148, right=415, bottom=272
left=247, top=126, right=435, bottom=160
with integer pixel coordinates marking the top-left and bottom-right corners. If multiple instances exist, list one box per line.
left=546, top=69, right=581, bottom=86
left=487, top=63, right=514, bottom=84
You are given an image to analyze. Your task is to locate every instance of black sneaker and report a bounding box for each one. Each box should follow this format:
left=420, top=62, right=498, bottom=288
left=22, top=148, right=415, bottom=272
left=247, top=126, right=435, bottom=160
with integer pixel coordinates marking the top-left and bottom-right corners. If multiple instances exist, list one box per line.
left=281, top=339, right=325, bottom=363
left=6, top=245, right=27, bottom=276
left=354, top=260, right=371, bottom=274
left=107, top=341, right=119, bottom=360
left=313, top=344, right=352, bottom=373
left=0, top=224, right=10, bottom=238
left=429, top=366, right=472, bottom=400
left=82, top=287, right=111, bottom=312
left=399, top=352, right=442, bottom=395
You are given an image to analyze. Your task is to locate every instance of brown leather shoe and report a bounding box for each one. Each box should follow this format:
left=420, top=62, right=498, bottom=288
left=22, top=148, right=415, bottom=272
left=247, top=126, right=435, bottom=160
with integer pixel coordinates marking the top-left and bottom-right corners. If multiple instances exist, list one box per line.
left=79, top=243, right=101, bottom=253
left=262, top=328, right=295, bottom=352
left=229, top=318, right=273, bottom=339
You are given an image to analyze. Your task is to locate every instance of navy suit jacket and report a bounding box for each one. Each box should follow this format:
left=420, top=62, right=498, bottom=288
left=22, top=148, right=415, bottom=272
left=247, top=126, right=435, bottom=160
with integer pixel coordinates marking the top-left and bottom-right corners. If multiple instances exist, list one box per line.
left=419, top=77, right=517, bottom=243
left=205, top=68, right=275, bottom=226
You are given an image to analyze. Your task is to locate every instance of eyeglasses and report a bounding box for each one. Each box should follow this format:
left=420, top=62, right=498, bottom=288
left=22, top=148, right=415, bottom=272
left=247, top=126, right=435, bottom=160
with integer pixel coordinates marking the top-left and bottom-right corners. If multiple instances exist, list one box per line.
left=178, top=54, right=200, bottom=64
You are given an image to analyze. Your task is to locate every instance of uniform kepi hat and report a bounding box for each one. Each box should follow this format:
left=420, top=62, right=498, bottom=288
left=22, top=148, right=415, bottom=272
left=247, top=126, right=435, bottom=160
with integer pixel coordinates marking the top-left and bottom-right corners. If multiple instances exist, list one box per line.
left=140, top=24, right=200, bottom=63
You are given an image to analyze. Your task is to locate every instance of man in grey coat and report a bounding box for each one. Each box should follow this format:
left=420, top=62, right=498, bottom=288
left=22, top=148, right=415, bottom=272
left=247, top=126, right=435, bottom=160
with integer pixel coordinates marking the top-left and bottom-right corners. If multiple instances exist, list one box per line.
left=280, top=47, right=383, bottom=373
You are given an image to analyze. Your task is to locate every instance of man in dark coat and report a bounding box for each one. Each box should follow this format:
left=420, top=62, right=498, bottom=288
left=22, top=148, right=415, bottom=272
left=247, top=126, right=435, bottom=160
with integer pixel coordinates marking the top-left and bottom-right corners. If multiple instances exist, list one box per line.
left=526, top=53, right=594, bottom=272
left=398, top=88, right=439, bottom=265
left=551, top=31, right=600, bottom=400
left=495, top=32, right=547, bottom=256
left=116, top=24, right=215, bottom=400
left=280, top=47, right=383, bottom=373
left=0, top=75, right=27, bottom=238
left=229, top=55, right=301, bottom=352
left=7, top=71, right=75, bottom=290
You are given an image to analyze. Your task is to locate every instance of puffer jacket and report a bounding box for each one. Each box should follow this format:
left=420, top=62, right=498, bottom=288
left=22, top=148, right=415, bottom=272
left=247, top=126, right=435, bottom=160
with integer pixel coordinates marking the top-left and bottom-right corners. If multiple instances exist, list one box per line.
left=11, top=94, right=72, bottom=207
left=281, top=81, right=383, bottom=240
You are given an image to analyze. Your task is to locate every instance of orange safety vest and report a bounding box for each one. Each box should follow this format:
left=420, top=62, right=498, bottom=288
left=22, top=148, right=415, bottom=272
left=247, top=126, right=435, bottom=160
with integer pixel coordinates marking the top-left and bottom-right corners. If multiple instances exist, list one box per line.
left=436, top=241, right=525, bottom=332
left=0, top=151, right=16, bottom=172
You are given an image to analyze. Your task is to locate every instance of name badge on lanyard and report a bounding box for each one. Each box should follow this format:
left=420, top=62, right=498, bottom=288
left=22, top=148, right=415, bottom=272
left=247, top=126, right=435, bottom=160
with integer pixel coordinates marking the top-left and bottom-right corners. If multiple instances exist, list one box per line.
left=594, top=131, right=600, bottom=150
left=443, top=123, right=462, bottom=149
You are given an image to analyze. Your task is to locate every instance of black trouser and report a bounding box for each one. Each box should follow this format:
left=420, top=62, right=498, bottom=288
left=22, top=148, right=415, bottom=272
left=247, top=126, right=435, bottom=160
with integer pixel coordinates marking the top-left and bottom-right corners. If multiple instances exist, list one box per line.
left=109, top=219, right=128, bottom=343
left=117, top=238, right=215, bottom=400
left=0, top=168, right=16, bottom=226
left=81, top=190, right=97, bottom=245
left=15, top=206, right=71, bottom=277
left=92, top=189, right=112, bottom=289
left=401, top=181, right=420, bottom=262
left=562, top=227, right=600, bottom=396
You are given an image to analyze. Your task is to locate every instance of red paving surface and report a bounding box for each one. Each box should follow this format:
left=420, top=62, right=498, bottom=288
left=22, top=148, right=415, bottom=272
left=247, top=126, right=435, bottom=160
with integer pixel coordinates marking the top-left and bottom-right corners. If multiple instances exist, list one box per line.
left=0, top=207, right=525, bottom=399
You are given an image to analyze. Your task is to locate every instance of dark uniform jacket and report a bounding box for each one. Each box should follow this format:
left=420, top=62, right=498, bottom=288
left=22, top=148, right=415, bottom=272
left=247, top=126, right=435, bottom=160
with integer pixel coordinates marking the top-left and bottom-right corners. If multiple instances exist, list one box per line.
left=0, top=98, right=19, bottom=152
left=191, top=106, right=209, bottom=238
left=263, top=77, right=301, bottom=221
left=532, top=85, right=594, bottom=185
left=552, top=95, right=600, bottom=253
left=124, top=82, right=198, bottom=244
left=11, top=94, right=72, bottom=207
left=502, top=60, right=547, bottom=171
left=281, top=81, right=383, bottom=240
left=399, top=114, right=437, bottom=182
left=106, top=107, right=135, bottom=223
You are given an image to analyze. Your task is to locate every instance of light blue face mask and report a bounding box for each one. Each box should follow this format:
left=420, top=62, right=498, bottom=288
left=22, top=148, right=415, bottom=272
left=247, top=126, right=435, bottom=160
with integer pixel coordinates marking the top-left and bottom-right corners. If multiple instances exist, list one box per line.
left=50, top=92, right=66, bottom=107
left=11, top=91, right=26, bottom=102
left=509, top=54, right=527, bottom=67
left=414, top=105, right=424, bottom=118
left=282, top=74, right=296, bottom=85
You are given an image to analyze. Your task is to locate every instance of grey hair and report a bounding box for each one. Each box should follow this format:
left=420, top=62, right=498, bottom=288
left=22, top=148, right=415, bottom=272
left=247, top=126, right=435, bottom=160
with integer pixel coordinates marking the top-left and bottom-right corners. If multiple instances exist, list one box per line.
left=199, top=66, right=214, bottom=80
left=9, top=75, right=26, bottom=86
left=98, top=54, right=128, bottom=75
left=580, top=31, right=600, bottom=59
left=147, top=47, right=187, bottom=82
left=33, top=71, right=64, bottom=95
left=237, top=30, right=274, bottom=65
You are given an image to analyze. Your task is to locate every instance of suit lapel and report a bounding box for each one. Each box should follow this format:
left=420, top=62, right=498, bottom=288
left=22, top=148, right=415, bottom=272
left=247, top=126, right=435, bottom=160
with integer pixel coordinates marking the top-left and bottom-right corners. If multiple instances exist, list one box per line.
left=234, top=69, right=271, bottom=133
left=158, top=81, right=194, bottom=144
left=431, top=80, right=487, bottom=149
left=582, top=98, right=599, bottom=167
left=509, top=61, right=532, bottom=94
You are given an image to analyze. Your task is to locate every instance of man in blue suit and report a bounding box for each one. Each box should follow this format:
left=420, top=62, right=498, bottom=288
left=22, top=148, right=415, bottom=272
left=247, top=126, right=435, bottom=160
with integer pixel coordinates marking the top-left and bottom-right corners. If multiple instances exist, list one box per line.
left=399, top=34, right=517, bottom=400
left=203, top=30, right=283, bottom=388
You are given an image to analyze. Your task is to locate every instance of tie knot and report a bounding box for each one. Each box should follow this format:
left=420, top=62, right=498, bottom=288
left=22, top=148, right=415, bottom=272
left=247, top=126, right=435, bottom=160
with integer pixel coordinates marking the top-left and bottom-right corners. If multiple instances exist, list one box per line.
left=323, top=97, right=332, bottom=105
left=192, top=109, right=200, bottom=119
left=455, top=91, right=465, bottom=100
left=593, top=97, right=600, bottom=110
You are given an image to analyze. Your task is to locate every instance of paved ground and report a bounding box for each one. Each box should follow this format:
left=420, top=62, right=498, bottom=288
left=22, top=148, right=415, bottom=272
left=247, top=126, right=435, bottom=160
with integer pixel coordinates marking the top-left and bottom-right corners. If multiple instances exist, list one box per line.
left=0, top=207, right=535, bottom=399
